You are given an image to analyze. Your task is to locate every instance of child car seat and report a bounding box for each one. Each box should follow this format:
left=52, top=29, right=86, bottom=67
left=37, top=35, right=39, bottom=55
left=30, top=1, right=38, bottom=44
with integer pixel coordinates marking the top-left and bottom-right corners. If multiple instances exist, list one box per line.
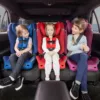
left=36, top=22, right=67, bottom=69
left=66, top=20, right=99, bottom=71
left=3, top=23, right=37, bottom=70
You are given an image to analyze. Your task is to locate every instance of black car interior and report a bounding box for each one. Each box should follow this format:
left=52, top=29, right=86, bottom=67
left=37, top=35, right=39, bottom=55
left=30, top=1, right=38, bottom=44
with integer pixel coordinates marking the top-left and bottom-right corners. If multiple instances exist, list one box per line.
left=0, top=0, right=100, bottom=100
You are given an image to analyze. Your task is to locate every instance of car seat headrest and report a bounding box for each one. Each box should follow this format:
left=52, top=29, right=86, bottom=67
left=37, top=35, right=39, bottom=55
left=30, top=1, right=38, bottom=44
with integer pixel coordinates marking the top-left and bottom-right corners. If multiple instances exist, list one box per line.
left=11, top=23, right=18, bottom=34
left=11, top=23, right=34, bottom=37
left=37, top=22, right=63, bottom=36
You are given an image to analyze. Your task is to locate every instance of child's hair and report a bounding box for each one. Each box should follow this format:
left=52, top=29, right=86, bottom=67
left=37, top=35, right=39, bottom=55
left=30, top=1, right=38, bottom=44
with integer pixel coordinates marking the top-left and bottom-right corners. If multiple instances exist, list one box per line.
left=16, top=25, right=28, bottom=37
left=45, top=22, right=55, bottom=36
left=72, top=18, right=88, bottom=31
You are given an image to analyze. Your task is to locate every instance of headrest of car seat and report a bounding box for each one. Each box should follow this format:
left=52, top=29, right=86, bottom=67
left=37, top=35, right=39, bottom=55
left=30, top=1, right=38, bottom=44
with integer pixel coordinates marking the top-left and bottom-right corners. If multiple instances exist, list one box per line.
left=11, top=23, right=18, bottom=34
left=11, top=23, right=34, bottom=37
left=37, top=22, right=63, bottom=36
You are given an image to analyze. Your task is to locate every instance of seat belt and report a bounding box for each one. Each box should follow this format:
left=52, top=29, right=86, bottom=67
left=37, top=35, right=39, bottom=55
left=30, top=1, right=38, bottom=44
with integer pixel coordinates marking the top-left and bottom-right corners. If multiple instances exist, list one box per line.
left=73, top=33, right=83, bottom=45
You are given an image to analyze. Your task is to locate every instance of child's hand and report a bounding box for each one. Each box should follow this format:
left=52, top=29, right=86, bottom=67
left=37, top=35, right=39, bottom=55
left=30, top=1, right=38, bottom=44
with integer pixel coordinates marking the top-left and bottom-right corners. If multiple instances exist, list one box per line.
left=83, top=44, right=89, bottom=52
left=48, top=51, right=55, bottom=56
left=48, top=52, right=53, bottom=56
left=16, top=51, right=23, bottom=57
left=80, top=44, right=85, bottom=50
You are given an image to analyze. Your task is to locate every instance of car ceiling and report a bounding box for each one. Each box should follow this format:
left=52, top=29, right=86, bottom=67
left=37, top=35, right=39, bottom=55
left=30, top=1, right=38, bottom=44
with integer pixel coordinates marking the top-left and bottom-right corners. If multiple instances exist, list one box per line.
left=0, top=0, right=100, bottom=21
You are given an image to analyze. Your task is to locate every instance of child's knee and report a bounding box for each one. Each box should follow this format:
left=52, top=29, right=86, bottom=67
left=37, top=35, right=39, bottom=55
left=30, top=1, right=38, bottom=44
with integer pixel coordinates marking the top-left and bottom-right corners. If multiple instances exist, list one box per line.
left=9, top=53, right=16, bottom=60
left=44, top=53, right=52, bottom=62
left=52, top=53, right=59, bottom=61
left=80, top=53, right=88, bottom=60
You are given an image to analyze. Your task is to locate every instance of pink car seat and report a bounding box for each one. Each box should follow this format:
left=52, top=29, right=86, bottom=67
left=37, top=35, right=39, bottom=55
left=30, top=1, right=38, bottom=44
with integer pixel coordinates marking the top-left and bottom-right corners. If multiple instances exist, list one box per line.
left=66, top=20, right=99, bottom=71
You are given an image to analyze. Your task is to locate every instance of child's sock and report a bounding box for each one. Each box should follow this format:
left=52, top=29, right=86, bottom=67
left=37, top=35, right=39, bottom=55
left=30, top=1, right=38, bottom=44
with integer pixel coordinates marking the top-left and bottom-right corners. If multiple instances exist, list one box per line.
left=55, top=75, right=60, bottom=81
left=75, top=80, right=81, bottom=85
left=9, top=76, right=15, bottom=81
left=81, top=91, right=88, bottom=94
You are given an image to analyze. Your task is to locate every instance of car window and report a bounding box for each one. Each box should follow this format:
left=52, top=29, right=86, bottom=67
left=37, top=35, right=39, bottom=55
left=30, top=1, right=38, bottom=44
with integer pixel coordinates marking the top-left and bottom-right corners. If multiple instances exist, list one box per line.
left=92, top=7, right=100, bottom=33
left=0, top=5, right=10, bottom=33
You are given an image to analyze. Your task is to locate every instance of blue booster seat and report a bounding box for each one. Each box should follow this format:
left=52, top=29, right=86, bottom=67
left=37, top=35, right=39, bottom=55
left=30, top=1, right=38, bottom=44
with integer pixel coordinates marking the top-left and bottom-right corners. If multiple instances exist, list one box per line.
left=3, top=23, right=37, bottom=70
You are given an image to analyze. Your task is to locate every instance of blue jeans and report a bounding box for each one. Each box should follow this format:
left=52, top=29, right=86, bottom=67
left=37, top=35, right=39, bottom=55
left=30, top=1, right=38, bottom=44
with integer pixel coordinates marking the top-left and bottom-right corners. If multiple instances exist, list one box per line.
left=69, top=53, right=88, bottom=92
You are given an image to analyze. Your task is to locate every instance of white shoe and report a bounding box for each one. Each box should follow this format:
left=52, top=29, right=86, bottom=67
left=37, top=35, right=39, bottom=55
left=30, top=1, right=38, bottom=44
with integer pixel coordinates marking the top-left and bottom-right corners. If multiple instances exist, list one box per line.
left=45, top=77, right=50, bottom=81
left=55, top=77, right=60, bottom=81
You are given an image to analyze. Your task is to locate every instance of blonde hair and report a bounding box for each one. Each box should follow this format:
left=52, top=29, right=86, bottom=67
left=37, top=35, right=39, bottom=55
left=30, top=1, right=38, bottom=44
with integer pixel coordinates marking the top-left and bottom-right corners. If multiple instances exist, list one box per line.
left=16, top=25, right=28, bottom=37
left=72, top=18, right=87, bottom=31
left=45, top=22, right=55, bottom=36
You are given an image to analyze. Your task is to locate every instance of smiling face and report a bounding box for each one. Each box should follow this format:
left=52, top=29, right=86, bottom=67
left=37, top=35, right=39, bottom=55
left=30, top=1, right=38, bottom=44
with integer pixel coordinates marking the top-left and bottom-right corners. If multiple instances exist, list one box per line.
left=21, top=29, right=29, bottom=38
left=72, top=24, right=84, bottom=35
left=46, top=25, right=54, bottom=37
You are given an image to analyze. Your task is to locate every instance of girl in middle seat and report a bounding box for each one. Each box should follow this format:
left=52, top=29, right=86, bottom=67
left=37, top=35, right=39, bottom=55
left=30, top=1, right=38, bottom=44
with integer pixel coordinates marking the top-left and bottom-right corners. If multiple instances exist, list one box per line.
left=67, top=18, right=91, bottom=100
left=42, top=23, right=60, bottom=81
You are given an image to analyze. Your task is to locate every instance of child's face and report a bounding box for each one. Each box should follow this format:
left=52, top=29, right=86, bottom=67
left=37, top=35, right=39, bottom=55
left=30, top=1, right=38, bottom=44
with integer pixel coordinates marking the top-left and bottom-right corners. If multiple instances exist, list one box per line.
left=46, top=25, right=54, bottom=36
left=72, top=24, right=83, bottom=35
left=21, top=29, right=29, bottom=38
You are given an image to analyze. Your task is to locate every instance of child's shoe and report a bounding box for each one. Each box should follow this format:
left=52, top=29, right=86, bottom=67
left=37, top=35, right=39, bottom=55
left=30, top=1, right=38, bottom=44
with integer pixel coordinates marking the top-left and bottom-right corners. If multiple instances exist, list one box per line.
left=45, top=76, right=50, bottom=81
left=0, top=77, right=13, bottom=89
left=55, top=76, right=60, bottom=81
left=81, top=93, right=91, bottom=100
left=15, top=77, right=24, bottom=91
left=70, top=82, right=80, bottom=99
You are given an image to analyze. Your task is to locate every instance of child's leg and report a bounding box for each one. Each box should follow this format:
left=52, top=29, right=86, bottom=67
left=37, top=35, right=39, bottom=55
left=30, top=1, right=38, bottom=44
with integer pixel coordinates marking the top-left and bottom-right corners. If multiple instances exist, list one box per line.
left=81, top=67, right=88, bottom=93
left=75, top=53, right=88, bottom=83
left=81, top=68, right=91, bottom=100
left=44, top=53, right=52, bottom=80
left=10, top=52, right=32, bottom=80
left=69, top=53, right=88, bottom=99
left=0, top=52, right=32, bottom=89
left=52, top=53, right=60, bottom=81
left=9, top=53, right=18, bottom=71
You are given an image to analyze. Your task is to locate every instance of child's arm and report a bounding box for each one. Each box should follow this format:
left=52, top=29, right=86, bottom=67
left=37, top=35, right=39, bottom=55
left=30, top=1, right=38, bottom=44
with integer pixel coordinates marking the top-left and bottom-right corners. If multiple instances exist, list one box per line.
left=82, top=36, right=90, bottom=52
left=42, top=37, right=49, bottom=53
left=53, top=38, right=60, bottom=53
left=67, top=35, right=82, bottom=51
left=14, top=38, right=20, bottom=53
left=21, top=38, right=32, bottom=54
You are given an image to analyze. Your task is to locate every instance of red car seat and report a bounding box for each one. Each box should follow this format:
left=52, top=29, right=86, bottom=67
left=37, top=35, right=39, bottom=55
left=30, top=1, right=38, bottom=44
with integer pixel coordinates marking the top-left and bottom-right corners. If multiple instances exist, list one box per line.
left=36, top=22, right=67, bottom=69
left=66, top=20, right=99, bottom=71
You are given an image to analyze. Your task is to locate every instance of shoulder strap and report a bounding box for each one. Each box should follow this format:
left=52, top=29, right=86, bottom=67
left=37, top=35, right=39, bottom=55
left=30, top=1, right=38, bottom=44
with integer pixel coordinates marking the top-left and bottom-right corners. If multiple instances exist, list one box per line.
left=73, top=33, right=83, bottom=45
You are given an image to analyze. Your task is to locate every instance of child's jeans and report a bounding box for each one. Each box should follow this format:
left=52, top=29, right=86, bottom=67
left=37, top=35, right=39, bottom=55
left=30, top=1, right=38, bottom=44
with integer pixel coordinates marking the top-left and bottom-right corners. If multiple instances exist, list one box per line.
left=9, top=52, right=32, bottom=80
left=44, top=52, right=60, bottom=77
left=69, top=53, right=88, bottom=92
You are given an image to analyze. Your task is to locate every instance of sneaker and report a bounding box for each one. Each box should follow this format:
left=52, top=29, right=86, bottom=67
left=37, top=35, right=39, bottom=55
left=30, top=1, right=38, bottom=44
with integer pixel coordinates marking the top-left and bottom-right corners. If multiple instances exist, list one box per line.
left=55, top=76, right=60, bottom=81
left=81, top=93, right=91, bottom=100
left=70, top=82, right=80, bottom=99
left=0, top=77, right=13, bottom=89
left=45, top=77, right=50, bottom=81
left=15, top=77, right=24, bottom=91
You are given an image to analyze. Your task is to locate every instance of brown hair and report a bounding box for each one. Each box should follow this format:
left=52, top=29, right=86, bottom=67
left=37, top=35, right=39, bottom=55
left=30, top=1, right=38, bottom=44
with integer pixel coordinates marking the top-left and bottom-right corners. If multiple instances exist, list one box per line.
left=45, top=22, right=55, bottom=36
left=72, top=18, right=87, bottom=31
left=16, top=25, right=28, bottom=37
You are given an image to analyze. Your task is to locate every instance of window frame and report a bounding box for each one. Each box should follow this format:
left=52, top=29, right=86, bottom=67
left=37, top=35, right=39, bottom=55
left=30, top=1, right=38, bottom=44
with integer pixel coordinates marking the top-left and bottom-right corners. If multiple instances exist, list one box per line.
left=90, top=8, right=100, bottom=34
left=0, top=5, right=11, bottom=33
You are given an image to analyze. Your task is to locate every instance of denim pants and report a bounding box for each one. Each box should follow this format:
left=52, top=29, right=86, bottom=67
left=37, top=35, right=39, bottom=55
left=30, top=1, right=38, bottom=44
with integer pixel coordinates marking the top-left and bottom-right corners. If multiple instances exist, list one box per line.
left=69, top=53, right=88, bottom=91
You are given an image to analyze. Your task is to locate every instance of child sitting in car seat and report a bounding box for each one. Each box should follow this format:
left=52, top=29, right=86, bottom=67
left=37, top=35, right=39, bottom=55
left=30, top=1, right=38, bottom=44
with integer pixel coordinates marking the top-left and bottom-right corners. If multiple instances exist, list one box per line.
left=67, top=18, right=91, bottom=100
left=0, top=25, right=32, bottom=91
left=42, top=23, right=60, bottom=81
